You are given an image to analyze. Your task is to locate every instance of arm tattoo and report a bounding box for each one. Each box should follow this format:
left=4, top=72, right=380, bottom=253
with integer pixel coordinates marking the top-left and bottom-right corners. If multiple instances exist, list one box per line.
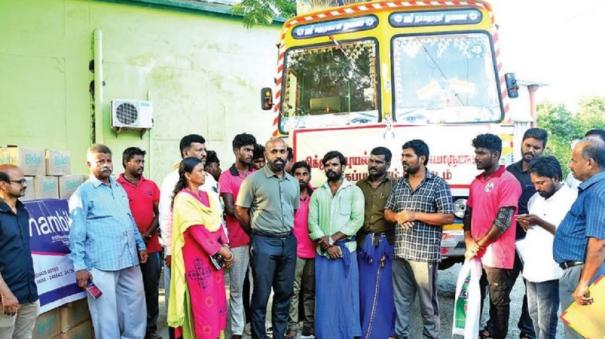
left=463, top=207, right=472, bottom=232
left=494, top=207, right=515, bottom=232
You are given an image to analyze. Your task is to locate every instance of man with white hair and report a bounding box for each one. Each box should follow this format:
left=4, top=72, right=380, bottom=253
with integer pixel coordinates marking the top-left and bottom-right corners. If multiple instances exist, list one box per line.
left=69, top=144, right=148, bottom=338
left=554, top=137, right=605, bottom=338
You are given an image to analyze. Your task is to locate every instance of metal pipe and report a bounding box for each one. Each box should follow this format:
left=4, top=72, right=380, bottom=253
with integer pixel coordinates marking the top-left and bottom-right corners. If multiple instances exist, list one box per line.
left=527, top=84, right=539, bottom=128
left=94, top=29, right=104, bottom=144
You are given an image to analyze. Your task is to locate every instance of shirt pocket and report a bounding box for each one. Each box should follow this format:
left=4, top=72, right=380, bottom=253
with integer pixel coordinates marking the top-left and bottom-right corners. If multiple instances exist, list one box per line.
left=568, top=201, right=583, bottom=218
left=338, top=193, right=352, bottom=216
left=87, top=198, right=114, bottom=220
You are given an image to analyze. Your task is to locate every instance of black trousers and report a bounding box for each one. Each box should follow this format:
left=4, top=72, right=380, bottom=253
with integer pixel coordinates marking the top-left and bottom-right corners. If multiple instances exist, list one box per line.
left=482, top=253, right=536, bottom=338
left=480, top=266, right=516, bottom=339
left=140, top=252, right=161, bottom=333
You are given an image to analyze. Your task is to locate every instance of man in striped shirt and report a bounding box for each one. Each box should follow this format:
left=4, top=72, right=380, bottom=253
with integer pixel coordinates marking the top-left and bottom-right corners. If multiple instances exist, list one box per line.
left=553, top=137, right=605, bottom=339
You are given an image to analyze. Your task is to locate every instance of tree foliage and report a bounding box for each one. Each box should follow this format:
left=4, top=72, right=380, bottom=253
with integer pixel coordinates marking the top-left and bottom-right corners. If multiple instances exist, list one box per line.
left=232, top=0, right=296, bottom=27
left=536, top=97, right=605, bottom=176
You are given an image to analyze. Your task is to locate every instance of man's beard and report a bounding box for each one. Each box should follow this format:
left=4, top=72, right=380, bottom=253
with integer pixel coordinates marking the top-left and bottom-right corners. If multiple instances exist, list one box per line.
left=271, top=159, right=285, bottom=171
left=326, top=170, right=342, bottom=182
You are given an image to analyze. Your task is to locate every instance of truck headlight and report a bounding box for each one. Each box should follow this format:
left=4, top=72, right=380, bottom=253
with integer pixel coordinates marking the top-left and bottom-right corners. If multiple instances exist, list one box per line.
left=453, top=198, right=467, bottom=219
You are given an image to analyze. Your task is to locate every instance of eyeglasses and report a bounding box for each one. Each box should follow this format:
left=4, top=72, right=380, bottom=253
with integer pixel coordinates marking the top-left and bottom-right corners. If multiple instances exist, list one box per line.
left=10, top=179, right=27, bottom=185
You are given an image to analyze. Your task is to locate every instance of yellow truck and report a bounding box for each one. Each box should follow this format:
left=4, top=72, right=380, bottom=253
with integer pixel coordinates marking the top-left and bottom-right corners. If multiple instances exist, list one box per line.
left=261, top=0, right=522, bottom=268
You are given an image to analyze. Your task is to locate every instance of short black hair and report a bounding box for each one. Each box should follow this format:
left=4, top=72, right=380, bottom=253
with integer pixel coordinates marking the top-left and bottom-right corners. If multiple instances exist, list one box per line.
left=371, top=146, right=392, bottom=163
left=528, top=155, right=562, bottom=180
left=179, top=134, right=206, bottom=157
left=232, top=133, right=257, bottom=150
left=0, top=164, right=19, bottom=183
left=122, top=147, right=146, bottom=167
left=472, top=133, right=502, bottom=154
left=253, top=144, right=265, bottom=159
left=580, top=138, right=605, bottom=168
left=206, top=150, right=219, bottom=165
left=0, top=170, right=9, bottom=183
left=522, top=128, right=548, bottom=146
left=291, top=161, right=311, bottom=174
left=585, top=129, right=605, bottom=143
left=402, top=139, right=430, bottom=165
left=287, top=147, right=294, bottom=161
left=322, top=151, right=347, bottom=166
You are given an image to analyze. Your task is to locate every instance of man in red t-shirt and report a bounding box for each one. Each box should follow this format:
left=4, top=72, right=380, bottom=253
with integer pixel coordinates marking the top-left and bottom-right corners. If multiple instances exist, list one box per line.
left=219, top=133, right=257, bottom=339
left=464, top=134, right=522, bottom=339
left=117, top=147, right=161, bottom=339
left=287, top=161, right=315, bottom=338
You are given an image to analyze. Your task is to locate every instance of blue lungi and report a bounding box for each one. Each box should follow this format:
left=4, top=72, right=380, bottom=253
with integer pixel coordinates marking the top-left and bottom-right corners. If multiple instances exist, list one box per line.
left=358, top=233, right=395, bottom=339
left=315, top=246, right=361, bottom=339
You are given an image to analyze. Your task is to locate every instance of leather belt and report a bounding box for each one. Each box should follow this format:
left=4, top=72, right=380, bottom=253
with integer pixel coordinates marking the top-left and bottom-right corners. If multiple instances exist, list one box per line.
left=252, top=229, right=293, bottom=238
left=559, top=261, right=583, bottom=270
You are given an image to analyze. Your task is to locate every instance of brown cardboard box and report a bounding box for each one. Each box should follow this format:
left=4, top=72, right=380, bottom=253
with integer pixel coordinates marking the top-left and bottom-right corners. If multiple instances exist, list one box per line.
left=34, top=176, right=59, bottom=199
left=46, top=150, right=71, bottom=175
left=59, top=320, right=93, bottom=339
left=22, top=176, right=36, bottom=201
left=33, top=308, right=62, bottom=339
left=0, top=145, right=46, bottom=176
left=60, top=299, right=90, bottom=333
left=58, top=175, right=84, bottom=199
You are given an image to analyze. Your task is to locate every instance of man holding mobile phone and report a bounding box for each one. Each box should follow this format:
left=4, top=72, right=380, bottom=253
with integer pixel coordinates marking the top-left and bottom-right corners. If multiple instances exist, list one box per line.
left=69, top=144, right=148, bottom=339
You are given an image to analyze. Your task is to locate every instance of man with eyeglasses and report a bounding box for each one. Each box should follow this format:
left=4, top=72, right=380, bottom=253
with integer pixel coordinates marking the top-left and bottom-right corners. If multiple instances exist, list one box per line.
left=0, top=164, right=39, bottom=339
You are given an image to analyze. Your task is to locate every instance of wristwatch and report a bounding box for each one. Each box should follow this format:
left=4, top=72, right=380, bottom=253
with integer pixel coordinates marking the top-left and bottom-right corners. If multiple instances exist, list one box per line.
left=328, top=236, right=335, bottom=246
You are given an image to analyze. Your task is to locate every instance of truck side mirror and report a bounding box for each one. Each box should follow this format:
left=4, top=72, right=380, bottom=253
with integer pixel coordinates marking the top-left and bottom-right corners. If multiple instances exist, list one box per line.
left=505, top=73, right=519, bottom=98
left=261, top=87, right=273, bottom=110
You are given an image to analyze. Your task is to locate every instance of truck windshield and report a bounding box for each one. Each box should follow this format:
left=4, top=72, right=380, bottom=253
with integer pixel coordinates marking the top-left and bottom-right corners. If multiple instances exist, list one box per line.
left=392, top=32, right=501, bottom=124
left=280, top=39, right=379, bottom=132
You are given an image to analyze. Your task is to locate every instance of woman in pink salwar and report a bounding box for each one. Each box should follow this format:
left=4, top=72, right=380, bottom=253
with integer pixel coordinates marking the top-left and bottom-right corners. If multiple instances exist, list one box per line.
left=168, top=157, right=234, bottom=339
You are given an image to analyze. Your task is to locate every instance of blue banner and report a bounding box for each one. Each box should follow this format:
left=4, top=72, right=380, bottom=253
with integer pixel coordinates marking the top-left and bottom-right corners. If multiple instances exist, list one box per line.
left=25, top=199, right=85, bottom=313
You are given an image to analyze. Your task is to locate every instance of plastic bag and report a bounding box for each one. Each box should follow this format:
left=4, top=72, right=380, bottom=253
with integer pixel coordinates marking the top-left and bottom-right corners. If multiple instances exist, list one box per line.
left=452, top=258, right=482, bottom=338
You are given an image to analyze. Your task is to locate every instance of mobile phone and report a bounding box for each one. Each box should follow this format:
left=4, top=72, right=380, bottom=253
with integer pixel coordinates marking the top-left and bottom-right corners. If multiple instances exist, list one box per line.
left=209, top=253, right=224, bottom=271
left=86, top=281, right=103, bottom=299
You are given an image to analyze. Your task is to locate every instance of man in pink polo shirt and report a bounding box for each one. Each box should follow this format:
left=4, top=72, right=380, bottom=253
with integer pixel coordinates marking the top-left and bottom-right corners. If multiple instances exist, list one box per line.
left=464, top=133, right=522, bottom=339
left=287, top=161, right=315, bottom=339
left=219, top=133, right=257, bottom=339
left=117, top=147, right=162, bottom=339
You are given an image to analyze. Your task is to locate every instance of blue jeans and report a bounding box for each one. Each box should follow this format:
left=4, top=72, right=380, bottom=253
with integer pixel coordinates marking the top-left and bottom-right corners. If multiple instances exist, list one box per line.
left=526, top=279, right=559, bottom=339
left=250, top=233, right=297, bottom=339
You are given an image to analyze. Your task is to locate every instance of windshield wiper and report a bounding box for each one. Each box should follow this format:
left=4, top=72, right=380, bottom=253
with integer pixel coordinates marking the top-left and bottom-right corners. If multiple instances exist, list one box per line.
left=421, top=45, right=465, bottom=107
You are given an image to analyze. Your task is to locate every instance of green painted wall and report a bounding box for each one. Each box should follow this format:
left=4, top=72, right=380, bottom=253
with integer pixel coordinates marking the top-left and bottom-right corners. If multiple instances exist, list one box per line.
left=0, top=0, right=280, bottom=181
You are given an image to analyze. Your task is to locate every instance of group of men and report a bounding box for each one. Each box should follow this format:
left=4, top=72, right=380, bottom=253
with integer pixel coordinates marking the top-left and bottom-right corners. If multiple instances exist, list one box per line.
left=0, top=127, right=604, bottom=339
left=464, top=128, right=605, bottom=339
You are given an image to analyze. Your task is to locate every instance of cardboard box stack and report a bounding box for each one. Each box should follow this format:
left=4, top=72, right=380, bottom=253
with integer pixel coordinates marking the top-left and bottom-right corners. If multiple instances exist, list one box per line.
left=33, top=299, right=93, bottom=339
left=0, top=145, right=46, bottom=176
left=45, top=149, right=85, bottom=200
left=0, top=146, right=85, bottom=200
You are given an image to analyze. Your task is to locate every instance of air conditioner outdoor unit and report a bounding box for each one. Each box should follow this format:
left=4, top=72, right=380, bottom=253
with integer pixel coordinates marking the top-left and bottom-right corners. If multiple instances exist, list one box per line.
left=111, top=99, right=153, bottom=129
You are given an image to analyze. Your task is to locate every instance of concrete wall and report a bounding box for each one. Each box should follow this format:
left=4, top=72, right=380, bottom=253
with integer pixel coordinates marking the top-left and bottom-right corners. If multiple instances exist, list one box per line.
left=0, top=0, right=280, bottom=181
